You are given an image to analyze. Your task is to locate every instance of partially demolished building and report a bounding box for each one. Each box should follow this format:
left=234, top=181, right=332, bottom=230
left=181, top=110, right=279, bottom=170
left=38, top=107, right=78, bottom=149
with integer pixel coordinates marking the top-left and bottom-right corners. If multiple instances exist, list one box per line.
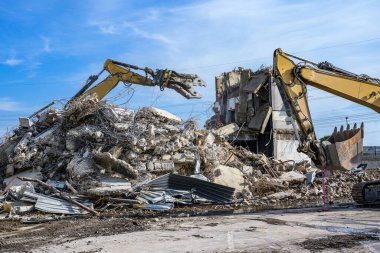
left=208, top=67, right=309, bottom=162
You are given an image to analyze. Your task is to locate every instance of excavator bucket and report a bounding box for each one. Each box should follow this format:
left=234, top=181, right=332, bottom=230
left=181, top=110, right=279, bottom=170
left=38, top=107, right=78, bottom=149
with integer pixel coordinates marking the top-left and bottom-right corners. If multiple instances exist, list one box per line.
left=322, top=123, right=364, bottom=170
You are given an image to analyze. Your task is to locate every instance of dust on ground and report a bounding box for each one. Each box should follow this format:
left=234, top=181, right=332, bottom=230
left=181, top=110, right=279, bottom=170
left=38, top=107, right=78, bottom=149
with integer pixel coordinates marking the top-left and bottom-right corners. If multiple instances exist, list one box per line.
left=299, top=234, right=380, bottom=252
left=251, top=217, right=287, bottom=225
left=0, top=216, right=148, bottom=252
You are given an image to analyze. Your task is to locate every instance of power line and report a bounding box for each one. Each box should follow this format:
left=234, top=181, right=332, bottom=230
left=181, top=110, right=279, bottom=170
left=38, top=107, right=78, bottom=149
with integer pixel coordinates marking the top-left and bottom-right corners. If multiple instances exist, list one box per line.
left=312, top=113, right=378, bottom=123
left=314, top=118, right=379, bottom=127
left=293, top=37, right=380, bottom=54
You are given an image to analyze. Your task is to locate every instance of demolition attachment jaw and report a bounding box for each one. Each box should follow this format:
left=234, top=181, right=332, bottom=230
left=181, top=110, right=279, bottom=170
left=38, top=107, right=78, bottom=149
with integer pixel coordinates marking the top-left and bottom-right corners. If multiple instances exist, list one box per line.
left=154, top=69, right=206, bottom=99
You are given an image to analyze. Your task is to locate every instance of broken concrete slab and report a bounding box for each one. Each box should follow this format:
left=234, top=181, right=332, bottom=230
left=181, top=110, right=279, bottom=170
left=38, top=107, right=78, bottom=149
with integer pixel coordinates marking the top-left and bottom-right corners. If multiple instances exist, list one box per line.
left=5, top=164, right=14, bottom=177
left=280, top=171, right=306, bottom=185
left=18, top=117, right=34, bottom=128
left=13, top=132, right=33, bottom=154
left=33, top=125, right=60, bottom=144
left=172, top=152, right=195, bottom=163
left=86, top=177, right=132, bottom=197
left=3, top=170, right=43, bottom=187
left=213, top=165, right=245, bottom=192
left=66, top=157, right=96, bottom=180
left=243, top=72, right=268, bottom=94
left=305, top=171, right=316, bottom=184
left=215, top=123, right=239, bottom=137
left=247, top=104, right=272, bottom=134
left=267, top=190, right=294, bottom=200
left=3, top=201, right=34, bottom=215
left=138, top=107, right=182, bottom=124
left=153, top=161, right=175, bottom=172
left=93, top=151, right=138, bottom=179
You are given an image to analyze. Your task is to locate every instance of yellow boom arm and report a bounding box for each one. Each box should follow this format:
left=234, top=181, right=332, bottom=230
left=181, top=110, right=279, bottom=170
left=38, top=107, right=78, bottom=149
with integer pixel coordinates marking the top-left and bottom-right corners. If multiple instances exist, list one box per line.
left=70, top=59, right=205, bottom=102
left=273, top=48, right=380, bottom=169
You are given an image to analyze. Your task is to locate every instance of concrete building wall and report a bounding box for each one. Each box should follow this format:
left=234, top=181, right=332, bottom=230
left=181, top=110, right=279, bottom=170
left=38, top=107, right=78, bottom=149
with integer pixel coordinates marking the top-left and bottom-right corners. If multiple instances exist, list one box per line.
left=211, top=68, right=311, bottom=163
left=271, top=81, right=311, bottom=163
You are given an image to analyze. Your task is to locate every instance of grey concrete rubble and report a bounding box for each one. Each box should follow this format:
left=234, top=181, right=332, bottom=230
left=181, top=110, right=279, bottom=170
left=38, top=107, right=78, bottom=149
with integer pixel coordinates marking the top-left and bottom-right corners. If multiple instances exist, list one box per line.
left=0, top=96, right=378, bottom=220
left=86, top=177, right=132, bottom=197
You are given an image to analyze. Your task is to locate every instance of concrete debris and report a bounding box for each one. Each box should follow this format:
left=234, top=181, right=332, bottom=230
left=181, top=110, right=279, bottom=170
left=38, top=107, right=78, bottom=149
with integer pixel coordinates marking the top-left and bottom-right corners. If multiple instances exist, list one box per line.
left=93, top=151, right=138, bottom=179
left=66, top=156, right=96, bottom=180
left=215, top=123, right=239, bottom=137
left=46, top=180, right=65, bottom=189
left=3, top=170, right=42, bottom=188
left=86, top=177, right=132, bottom=197
left=305, top=171, right=317, bottom=184
left=213, top=165, right=245, bottom=192
left=0, top=97, right=379, bottom=220
left=279, top=171, right=306, bottom=186
left=267, top=190, right=294, bottom=200
left=137, top=107, right=182, bottom=124
left=3, top=201, right=34, bottom=215
left=8, top=182, right=36, bottom=200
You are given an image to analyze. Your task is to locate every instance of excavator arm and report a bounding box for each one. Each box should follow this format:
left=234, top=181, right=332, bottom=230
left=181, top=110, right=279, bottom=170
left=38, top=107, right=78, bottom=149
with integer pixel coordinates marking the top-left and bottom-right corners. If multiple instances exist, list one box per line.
left=70, top=59, right=205, bottom=102
left=273, top=48, right=380, bottom=170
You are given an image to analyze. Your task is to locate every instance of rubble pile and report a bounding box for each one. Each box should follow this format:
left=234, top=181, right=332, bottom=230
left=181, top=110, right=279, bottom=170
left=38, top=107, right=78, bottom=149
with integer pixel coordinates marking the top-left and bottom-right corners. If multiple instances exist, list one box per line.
left=0, top=97, right=378, bottom=219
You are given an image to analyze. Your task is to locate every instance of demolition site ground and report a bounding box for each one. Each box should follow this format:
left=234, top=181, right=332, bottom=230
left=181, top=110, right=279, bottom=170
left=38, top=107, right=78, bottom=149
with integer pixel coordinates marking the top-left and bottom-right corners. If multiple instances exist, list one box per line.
left=0, top=206, right=379, bottom=253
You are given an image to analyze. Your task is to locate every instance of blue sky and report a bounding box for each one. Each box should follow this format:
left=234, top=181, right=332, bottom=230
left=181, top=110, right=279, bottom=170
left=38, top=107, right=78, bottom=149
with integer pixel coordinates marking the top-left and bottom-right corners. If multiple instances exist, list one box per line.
left=1, top=0, right=380, bottom=145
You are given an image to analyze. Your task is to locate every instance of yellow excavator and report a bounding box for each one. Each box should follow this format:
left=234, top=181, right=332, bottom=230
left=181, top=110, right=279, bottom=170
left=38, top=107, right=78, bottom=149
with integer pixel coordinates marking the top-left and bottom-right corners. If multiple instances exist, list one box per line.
left=273, top=48, right=380, bottom=205
left=20, top=59, right=205, bottom=127
left=68, top=59, right=205, bottom=103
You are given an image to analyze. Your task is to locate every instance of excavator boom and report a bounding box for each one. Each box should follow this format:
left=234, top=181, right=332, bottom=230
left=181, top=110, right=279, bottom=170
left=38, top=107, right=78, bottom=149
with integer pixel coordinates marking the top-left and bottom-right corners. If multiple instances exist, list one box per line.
left=273, top=48, right=380, bottom=170
left=70, top=59, right=205, bottom=103
left=274, top=48, right=380, bottom=205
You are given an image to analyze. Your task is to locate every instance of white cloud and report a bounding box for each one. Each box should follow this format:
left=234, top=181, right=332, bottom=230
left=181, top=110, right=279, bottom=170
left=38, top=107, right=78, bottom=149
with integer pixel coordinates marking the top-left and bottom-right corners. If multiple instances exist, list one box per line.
left=0, top=98, right=20, bottom=111
left=88, top=20, right=174, bottom=45
left=122, top=22, right=174, bottom=45
left=41, top=36, right=51, bottom=52
left=2, top=57, right=23, bottom=66
left=99, top=24, right=118, bottom=34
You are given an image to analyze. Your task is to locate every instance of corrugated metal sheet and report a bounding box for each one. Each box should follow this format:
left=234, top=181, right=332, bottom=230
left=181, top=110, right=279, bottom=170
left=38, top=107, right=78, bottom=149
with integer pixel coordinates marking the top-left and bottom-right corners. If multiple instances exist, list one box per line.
left=22, top=192, right=93, bottom=215
left=147, top=173, right=235, bottom=203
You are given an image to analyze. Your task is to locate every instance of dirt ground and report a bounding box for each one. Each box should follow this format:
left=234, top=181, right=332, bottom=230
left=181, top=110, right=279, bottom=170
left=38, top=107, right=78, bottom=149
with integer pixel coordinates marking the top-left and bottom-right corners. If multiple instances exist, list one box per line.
left=0, top=206, right=379, bottom=253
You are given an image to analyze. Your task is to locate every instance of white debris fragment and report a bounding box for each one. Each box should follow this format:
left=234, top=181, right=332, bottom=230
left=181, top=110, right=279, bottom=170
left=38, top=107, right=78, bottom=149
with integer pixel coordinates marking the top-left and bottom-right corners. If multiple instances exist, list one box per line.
left=140, top=107, right=182, bottom=124
left=215, top=123, right=239, bottom=137
left=280, top=171, right=306, bottom=185
left=213, top=165, right=245, bottom=192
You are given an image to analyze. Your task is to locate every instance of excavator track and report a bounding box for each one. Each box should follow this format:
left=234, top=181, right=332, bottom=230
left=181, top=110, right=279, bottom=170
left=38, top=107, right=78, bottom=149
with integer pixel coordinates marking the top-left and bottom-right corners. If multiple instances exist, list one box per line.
left=352, top=180, right=380, bottom=206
